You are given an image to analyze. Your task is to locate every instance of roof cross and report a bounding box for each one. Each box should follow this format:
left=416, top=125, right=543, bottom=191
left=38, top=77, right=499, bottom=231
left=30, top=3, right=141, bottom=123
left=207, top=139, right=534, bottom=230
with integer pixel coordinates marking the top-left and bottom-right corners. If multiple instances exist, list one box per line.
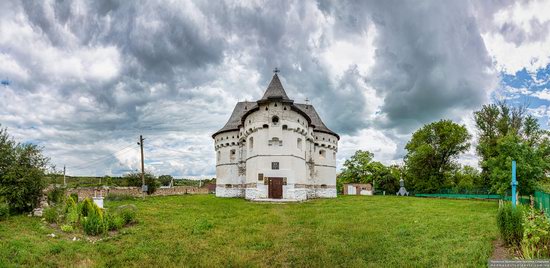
left=273, top=67, right=280, bottom=74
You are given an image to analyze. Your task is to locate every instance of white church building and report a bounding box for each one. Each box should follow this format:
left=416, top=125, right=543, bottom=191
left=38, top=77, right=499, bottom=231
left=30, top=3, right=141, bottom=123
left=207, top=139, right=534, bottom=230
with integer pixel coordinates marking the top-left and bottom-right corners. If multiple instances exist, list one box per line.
left=212, top=72, right=339, bottom=201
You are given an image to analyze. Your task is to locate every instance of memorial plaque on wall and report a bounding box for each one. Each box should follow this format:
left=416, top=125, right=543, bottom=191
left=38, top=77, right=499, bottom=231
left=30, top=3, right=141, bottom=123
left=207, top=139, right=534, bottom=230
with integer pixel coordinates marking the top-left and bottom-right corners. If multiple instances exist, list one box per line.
left=271, top=162, right=279, bottom=170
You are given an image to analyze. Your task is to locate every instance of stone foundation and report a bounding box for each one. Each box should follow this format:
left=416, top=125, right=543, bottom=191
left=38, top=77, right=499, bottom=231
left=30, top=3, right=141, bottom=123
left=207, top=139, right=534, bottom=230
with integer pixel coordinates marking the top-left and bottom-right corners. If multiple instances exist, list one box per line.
left=216, top=186, right=245, bottom=198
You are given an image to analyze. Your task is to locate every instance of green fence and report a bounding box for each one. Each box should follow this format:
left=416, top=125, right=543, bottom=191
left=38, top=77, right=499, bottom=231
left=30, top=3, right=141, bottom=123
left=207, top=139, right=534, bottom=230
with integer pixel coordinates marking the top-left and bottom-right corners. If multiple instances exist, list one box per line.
left=534, top=191, right=550, bottom=215
left=415, top=193, right=502, bottom=199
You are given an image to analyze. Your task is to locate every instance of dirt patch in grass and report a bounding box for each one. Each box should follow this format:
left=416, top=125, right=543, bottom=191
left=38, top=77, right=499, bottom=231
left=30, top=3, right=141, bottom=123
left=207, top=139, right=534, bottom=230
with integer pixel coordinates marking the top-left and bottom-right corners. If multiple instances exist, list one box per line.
left=491, top=239, right=511, bottom=260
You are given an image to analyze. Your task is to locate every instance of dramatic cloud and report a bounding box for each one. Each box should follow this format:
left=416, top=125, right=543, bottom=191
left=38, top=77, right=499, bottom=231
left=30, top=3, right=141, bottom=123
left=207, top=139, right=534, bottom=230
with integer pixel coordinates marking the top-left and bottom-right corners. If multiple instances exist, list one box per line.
left=0, top=0, right=549, bottom=177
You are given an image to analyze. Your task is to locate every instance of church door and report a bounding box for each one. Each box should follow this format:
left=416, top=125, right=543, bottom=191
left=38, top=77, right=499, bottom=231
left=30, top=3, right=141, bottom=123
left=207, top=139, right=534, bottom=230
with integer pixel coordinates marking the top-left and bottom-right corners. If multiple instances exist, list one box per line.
left=268, top=177, right=284, bottom=199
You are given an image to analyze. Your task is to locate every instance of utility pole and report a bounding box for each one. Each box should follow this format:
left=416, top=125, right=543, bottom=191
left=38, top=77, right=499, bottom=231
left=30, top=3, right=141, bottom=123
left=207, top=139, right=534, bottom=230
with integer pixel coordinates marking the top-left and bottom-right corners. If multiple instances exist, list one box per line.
left=63, top=165, right=66, bottom=187
left=138, top=135, right=145, bottom=199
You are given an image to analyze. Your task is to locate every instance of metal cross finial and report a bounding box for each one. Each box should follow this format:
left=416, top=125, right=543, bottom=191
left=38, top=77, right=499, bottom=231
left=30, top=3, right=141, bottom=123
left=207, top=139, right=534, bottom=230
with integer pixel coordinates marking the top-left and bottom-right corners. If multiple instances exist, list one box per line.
left=273, top=67, right=280, bottom=74
left=305, top=97, right=310, bottom=105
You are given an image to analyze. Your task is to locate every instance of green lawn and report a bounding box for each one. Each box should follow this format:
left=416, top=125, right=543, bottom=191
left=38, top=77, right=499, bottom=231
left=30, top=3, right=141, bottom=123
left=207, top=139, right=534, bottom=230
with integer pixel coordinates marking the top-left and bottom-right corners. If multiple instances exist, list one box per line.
left=0, top=195, right=498, bottom=267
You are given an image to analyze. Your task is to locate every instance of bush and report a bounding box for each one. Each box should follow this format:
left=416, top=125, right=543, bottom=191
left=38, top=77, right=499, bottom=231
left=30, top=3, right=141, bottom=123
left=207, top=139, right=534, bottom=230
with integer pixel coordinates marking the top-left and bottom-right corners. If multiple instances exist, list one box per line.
left=80, top=198, right=96, bottom=217
left=0, top=126, right=48, bottom=213
left=69, top=193, right=78, bottom=203
left=115, top=204, right=137, bottom=224
left=81, top=202, right=105, bottom=236
left=105, top=212, right=125, bottom=231
left=123, top=172, right=158, bottom=195
left=0, top=202, right=9, bottom=220
left=521, top=208, right=550, bottom=259
left=43, top=207, right=59, bottom=224
left=497, top=203, right=524, bottom=246
left=66, top=204, right=79, bottom=225
left=47, top=187, right=65, bottom=205
left=105, top=193, right=135, bottom=201
left=60, top=224, right=74, bottom=233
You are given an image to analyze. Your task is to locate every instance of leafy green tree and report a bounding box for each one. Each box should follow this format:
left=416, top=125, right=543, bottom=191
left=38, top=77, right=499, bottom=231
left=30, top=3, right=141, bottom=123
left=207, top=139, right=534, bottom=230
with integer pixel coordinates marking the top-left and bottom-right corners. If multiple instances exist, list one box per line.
left=337, top=150, right=400, bottom=193
left=404, top=120, right=471, bottom=193
left=447, top=165, right=482, bottom=191
left=0, top=126, right=49, bottom=213
left=474, top=102, right=550, bottom=194
left=123, top=172, right=158, bottom=194
left=158, top=175, right=173, bottom=186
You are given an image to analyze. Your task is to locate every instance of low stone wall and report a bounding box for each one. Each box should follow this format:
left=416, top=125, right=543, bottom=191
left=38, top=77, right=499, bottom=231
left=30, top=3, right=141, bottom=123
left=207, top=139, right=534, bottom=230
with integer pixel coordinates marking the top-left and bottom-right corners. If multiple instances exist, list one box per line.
left=66, top=186, right=208, bottom=200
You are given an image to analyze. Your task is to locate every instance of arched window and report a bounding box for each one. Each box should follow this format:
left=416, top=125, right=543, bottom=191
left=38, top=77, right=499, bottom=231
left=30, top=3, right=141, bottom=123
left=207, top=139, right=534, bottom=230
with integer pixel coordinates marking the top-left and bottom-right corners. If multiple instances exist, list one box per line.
left=263, top=124, right=269, bottom=128
left=319, top=149, right=326, bottom=159
left=217, top=151, right=221, bottom=161
left=249, top=137, right=254, bottom=151
left=272, top=116, right=279, bottom=125
left=297, top=138, right=302, bottom=150
left=230, top=149, right=236, bottom=161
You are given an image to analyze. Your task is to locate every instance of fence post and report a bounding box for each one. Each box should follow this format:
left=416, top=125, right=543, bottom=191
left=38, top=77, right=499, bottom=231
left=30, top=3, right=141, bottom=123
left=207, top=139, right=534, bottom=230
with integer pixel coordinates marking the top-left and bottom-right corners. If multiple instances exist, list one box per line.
left=511, top=160, right=517, bottom=208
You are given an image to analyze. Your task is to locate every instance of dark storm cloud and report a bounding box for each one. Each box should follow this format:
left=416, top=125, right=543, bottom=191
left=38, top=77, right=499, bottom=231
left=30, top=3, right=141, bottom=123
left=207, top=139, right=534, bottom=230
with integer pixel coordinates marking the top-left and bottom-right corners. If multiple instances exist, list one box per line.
left=320, top=0, right=497, bottom=133
left=1, top=0, right=526, bottom=175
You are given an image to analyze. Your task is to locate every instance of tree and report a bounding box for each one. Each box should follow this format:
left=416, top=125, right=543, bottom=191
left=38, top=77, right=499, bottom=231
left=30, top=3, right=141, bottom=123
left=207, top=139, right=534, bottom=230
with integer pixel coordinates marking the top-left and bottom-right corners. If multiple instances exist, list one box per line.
left=123, top=172, right=158, bottom=195
left=158, top=175, right=173, bottom=186
left=404, top=120, right=471, bottom=193
left=474, top=102, right=550, bottom=194
left=337, top=150, right=399, bottom=193
left=0, top=126, right=49, bottom=213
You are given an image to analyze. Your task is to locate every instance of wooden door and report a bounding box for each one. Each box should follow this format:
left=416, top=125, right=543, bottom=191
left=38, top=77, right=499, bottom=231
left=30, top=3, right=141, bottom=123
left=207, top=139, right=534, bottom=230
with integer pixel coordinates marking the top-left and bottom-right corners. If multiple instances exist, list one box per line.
left=268, top=177, right=284, bottom=199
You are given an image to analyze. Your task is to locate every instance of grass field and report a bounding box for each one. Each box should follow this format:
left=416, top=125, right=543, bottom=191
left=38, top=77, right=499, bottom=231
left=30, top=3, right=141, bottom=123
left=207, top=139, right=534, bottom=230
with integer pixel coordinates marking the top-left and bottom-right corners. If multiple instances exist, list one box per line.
left=0, top=195, right=498, bottom=267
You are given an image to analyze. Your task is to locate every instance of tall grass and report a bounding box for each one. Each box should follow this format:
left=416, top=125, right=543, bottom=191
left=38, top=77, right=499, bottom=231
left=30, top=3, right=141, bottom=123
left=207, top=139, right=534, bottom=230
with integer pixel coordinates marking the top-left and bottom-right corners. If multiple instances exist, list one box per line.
left=497, top=202, right=524, bottom=246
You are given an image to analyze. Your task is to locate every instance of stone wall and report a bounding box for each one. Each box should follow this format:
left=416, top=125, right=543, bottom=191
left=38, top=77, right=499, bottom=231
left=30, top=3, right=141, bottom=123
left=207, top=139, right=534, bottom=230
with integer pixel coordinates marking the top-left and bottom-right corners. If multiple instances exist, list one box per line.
left=66, top=186, right=208, bottom=200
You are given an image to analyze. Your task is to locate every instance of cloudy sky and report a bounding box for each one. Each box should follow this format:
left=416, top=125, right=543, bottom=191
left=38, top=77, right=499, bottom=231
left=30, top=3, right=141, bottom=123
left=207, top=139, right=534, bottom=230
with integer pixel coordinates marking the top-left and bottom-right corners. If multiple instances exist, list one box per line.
left=1, top=0, right=550, bottom=178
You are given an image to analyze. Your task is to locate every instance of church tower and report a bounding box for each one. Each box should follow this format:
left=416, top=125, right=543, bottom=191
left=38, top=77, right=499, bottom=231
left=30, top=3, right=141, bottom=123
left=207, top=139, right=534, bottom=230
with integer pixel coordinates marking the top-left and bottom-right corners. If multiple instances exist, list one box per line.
left=213, top=72, right=339, bottom=201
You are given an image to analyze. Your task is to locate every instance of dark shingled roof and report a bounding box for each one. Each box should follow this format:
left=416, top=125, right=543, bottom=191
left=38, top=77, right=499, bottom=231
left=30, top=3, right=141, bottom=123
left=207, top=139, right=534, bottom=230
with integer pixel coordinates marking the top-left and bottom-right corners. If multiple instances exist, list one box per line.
left=212, top=101, right=257, bottom=137
left=259, top=74, right=291, bottom=102
left=212, top=74, right=339, bottom=139
left=294, top=104, right=339, bottom=139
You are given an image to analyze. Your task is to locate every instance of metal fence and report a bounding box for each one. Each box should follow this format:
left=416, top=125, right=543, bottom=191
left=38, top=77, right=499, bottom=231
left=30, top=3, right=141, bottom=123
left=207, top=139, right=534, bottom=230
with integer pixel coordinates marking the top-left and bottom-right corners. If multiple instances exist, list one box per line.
left=534, top=191, right=550, bottom=215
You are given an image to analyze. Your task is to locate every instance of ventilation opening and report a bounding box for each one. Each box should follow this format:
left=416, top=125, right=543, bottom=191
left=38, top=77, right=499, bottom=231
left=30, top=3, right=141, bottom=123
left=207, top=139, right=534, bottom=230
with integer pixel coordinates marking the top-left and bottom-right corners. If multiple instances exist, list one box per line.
left=319, top=149, right=326, bottom=159
left=272, top=116, right=279, bottom=125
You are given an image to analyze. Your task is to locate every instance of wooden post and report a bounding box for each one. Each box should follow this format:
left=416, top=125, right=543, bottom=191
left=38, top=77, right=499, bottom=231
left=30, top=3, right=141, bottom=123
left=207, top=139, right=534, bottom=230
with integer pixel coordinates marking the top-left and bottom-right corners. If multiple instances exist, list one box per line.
left=138, top=135, right=145, bottom=200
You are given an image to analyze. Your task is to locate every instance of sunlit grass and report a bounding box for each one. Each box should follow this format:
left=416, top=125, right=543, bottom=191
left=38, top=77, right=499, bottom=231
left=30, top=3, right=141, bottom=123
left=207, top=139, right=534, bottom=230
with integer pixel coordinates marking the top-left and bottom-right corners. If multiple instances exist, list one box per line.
left=0, top=195, right=497, bottom=267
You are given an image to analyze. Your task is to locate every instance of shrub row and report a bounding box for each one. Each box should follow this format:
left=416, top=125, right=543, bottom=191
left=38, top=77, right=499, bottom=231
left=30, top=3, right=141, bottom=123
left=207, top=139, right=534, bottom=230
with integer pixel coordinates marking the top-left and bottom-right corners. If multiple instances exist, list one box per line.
left=497, top=203, right=550, bottom=259
left=43, top=196, right=137, bottom=236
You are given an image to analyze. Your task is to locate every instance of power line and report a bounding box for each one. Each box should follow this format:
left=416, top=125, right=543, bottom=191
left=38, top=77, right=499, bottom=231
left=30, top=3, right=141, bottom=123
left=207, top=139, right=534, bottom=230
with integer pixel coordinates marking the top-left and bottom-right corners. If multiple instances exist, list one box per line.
left=67, top=144, right=136, bottom=171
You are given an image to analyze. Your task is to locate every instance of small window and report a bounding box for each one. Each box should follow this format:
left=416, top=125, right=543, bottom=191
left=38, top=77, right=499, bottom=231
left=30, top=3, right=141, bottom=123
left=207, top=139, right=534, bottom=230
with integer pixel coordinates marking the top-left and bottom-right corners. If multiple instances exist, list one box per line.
left=284, top=107, right=287, bottom=110
left=265, top=107, right=268, bottom=111
left=274, top=103, right=277, bottom=107
left=297, top=138, right=302, bottom=150
left=272, top=162, right=279, bottom=170
left=249, top=137, right=254, bottom=151
left=230, top=149, right=236, bottom=160
left=319, top=149, right=326, bottom=159
left=268, top=137, right=283, bottom=146
left=258, top=173, right=264, bottom=181
left=217, top=151, right=221, bottom=161
left=272, top=116, right=279, bottom=125
left=263, top=124, right=269, bottom=128
left=282, top=125, right=288, bottom=130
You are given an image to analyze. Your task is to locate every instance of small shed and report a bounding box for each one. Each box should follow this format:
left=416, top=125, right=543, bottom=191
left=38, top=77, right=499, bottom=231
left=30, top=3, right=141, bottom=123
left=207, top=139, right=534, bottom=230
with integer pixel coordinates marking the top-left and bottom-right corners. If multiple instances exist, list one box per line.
left=343, top=183, right=373, bottom=196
